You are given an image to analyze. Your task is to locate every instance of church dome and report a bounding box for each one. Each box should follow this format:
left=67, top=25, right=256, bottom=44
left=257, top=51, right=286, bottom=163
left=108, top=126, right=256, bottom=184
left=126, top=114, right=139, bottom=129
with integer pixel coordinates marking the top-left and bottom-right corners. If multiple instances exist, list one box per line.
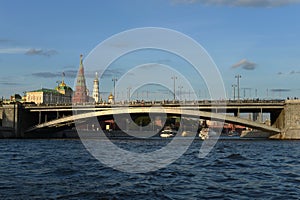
left=108, top=92, right=114, bottom=100
left=56, top=81, right=72, bottom=91
left=59, top=80, right=67, bottom=87
left=56, top=80, right=73, bottom=96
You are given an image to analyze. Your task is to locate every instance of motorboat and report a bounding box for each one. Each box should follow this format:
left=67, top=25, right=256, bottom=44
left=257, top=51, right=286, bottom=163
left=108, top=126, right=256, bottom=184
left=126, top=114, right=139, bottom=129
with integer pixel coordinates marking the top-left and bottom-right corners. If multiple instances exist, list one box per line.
left=228, top=130, right=240, bottom=137
left=160, top=126, right=176, bottom=138
left=199, top=128, right=209, bottom=140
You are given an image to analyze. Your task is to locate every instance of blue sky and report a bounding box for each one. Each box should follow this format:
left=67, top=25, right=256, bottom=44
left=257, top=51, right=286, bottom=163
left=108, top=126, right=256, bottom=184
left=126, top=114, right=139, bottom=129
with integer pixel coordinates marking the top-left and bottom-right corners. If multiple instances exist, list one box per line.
left=1, top=0, right=300, bottom=100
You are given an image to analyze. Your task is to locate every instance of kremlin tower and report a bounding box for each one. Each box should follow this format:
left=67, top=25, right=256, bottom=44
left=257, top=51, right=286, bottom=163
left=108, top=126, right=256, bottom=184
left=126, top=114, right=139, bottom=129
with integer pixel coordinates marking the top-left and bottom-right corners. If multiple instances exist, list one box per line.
left=72, top=55, right=89, bottom=104
left=92, top=72, right=100, bottom=103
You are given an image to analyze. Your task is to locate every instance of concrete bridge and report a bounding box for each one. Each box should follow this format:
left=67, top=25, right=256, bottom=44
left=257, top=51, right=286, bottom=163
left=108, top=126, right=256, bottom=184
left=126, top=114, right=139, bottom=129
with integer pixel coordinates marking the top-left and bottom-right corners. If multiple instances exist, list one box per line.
left=27, top=106, right=281, bottom=134
left=1, top=99, right=300, bottom=139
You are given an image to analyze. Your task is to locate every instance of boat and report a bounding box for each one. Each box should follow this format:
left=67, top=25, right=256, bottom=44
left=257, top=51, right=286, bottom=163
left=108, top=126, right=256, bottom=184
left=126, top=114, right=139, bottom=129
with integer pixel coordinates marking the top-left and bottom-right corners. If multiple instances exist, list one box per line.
left=227, top=130, right=240, bottom=137
left=160, top=126, right=176, bottom=138
left=199, top=128, right=222, bottom=140
left=199, top=128, right=210, bottom=140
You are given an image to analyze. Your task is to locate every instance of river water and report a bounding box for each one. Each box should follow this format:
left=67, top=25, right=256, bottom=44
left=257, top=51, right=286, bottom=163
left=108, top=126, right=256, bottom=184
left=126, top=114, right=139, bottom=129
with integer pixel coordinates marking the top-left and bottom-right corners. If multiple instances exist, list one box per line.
left=0, top=137, right=300, bottom=199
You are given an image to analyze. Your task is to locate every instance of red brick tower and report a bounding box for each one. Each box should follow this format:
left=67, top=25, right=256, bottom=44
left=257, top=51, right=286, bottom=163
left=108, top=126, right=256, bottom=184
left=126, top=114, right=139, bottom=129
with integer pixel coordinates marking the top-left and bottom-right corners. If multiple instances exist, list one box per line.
left=72, top=54, right=89, bottom=103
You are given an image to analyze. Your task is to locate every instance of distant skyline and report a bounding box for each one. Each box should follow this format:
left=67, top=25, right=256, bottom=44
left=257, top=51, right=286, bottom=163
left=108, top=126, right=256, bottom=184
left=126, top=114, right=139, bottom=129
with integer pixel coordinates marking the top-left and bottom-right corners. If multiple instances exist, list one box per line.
left=1, top=0, right=300, bottom=100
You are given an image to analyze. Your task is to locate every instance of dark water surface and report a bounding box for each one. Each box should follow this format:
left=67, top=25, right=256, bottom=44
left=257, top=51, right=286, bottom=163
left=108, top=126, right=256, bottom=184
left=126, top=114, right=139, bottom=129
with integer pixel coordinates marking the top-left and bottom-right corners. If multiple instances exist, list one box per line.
left=1, top=138, right=300, bottom=199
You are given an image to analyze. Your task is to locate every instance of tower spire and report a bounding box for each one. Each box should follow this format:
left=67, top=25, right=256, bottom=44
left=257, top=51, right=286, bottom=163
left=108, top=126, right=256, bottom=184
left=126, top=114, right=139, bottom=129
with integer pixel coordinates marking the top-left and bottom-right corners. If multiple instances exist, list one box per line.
left=80, top=54, right=83, bottom=66
left=72, top=54, right=89, bottom=104
left=62, top=71, right=65, bottom=84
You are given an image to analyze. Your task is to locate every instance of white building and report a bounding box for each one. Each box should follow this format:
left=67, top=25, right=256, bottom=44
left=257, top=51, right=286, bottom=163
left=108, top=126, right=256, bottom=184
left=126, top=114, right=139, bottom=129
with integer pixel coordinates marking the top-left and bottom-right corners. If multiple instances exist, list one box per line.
left=26, top=80, right=73, bottom=104
left=92, top=72, right=100, bottom=103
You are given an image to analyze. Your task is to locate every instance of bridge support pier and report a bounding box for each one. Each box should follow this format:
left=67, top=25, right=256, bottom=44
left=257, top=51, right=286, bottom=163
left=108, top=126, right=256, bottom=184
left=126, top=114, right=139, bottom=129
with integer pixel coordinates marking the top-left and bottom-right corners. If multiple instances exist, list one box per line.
left=1, top=104, right=22, bottom=138
left=234, top=108, right=240, bottom=117
left=1, top=104, right=38, bottom=138
left=270, top=100, right=300, bottom=139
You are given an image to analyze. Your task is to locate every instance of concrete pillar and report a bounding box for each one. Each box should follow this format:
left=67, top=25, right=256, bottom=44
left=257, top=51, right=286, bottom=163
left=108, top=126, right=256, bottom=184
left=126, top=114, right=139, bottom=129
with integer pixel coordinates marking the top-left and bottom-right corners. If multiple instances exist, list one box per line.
left=260, top=108, right=263, bottom=123
left=234, top=108, right=240, bottom=117
left=270, top=100, right=300, bottom=139
left=39, top=111, right=42, bottom=124
left=0, top=107, right=3, bottom=126
left=252, top=112, right=258, bottom=121
left=2, top=103, right=22, bottom=137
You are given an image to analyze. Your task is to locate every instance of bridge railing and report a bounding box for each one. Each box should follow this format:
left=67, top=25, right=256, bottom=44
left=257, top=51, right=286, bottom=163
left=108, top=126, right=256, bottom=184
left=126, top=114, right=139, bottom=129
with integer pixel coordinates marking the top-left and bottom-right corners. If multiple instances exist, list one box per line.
left=17, top=99, right=287, bottom=108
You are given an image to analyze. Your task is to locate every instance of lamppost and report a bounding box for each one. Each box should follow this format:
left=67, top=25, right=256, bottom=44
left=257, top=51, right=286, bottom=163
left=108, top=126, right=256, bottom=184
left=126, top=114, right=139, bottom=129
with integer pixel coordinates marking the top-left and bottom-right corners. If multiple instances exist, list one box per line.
left=232, top=84, right=237, bottom=100
left=127, top=87, right=131, bottom=103
left=178, top=86, right=183, bottom=101
left=235, top=75, right=241, bottom=101
left=171, top=76, right=177, bottom=101
left=241, top=88, right=252, bottom=99
left=112, top=77, right=118, bottom=101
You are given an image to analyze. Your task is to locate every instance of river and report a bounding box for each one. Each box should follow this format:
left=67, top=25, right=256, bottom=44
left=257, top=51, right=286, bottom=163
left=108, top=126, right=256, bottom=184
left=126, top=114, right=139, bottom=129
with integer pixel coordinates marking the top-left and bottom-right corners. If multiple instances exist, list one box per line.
left=0, top=137, right=300, bottom=199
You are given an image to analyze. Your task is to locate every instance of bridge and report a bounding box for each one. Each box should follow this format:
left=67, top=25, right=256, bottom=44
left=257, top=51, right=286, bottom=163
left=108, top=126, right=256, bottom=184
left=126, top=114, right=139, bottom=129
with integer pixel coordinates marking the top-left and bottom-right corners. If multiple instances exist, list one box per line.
left=27, top=106, right=281, bottom=134
left=1, top=99, right=300, bottom=139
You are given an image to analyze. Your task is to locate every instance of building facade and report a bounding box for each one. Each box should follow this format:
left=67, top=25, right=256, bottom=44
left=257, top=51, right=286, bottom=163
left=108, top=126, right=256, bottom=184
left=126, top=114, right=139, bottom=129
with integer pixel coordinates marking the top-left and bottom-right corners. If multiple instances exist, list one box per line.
left=92, top=72, right=100, bottom=103
left=26, top=88, right=72, bottom=104
left=26, top=76, right=73, bottom=105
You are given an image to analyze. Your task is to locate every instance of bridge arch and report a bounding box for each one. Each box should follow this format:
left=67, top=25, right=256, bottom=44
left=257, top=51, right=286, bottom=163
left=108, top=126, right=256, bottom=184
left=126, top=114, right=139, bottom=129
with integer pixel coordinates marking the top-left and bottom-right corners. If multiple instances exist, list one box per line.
left=26, top=107, right=280, bottom=133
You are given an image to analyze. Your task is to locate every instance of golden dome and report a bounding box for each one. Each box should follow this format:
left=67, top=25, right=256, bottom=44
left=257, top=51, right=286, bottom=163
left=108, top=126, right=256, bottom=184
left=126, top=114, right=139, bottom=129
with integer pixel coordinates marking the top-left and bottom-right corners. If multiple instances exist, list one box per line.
left=108, top=92, right=114, bottom=99
left=59, top=80, right=66, bottom=87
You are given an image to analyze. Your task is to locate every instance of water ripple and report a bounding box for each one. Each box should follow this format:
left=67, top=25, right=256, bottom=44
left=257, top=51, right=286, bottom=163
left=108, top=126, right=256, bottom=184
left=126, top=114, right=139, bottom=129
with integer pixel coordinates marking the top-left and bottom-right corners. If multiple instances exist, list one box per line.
left=1, top=139, right=300, bottom=199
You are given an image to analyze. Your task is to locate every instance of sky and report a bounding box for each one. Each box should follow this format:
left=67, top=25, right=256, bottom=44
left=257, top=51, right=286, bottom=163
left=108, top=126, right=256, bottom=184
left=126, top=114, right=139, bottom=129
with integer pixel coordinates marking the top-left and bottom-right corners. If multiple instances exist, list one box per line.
left=0, top=0, right=300, bottom=101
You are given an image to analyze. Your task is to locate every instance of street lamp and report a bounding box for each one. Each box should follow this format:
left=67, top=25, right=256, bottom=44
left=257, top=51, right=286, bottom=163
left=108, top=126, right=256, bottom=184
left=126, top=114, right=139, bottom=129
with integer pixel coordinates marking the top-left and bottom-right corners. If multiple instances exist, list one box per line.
left=232, top=84, right=237, bottom=100
left=242, top=88, right=253, bottom=99
left=235, top=75, right=241, bottom=101
left=178, top=86, right=183, bottom=101
left=112, top=77, right=118, bottom=101
left=127, top=87, right=131, bottom=103
left=171, top=76, right=177, bottom=101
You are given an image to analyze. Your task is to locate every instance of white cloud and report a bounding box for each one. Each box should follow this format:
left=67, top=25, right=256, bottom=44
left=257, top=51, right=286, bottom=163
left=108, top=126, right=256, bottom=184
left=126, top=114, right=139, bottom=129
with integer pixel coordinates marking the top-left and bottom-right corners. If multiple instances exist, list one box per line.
left=174, top=0, right=300, bottom=7
left=0, top=47, right=58, bottom=57
left=0, top=47, right=29, bottom=54
left=232, top=59, right=257, bottom=70
left=25, top=48, right=58, bottom=57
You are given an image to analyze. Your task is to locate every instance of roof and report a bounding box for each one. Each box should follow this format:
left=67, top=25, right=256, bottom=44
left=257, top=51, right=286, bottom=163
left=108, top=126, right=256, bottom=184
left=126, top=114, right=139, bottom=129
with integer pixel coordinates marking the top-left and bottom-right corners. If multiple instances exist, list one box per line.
left=27, top=88, right=61, bottom=94
left=55, top=80, right=73, bottom=91
left=56, top=85, right=73, bottom=91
